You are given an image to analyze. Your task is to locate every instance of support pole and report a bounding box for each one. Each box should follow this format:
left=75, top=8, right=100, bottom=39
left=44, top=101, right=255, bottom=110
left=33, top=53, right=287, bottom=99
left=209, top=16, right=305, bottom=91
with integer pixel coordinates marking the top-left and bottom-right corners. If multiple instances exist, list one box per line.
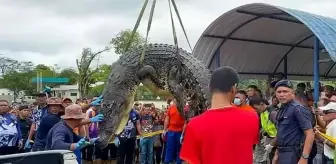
left=313, top=36, right=320, bottom=106
left=36, top=72, right=39, bottom=93
left=215, top=48, right=221, bottom=68
left=284, top=55, right=288, bottom=79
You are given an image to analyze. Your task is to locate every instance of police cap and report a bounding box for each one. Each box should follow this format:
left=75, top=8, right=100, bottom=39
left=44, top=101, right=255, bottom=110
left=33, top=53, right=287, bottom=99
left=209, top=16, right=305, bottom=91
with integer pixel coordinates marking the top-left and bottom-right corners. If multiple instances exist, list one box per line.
left=274, top=80, right=293, bottom=91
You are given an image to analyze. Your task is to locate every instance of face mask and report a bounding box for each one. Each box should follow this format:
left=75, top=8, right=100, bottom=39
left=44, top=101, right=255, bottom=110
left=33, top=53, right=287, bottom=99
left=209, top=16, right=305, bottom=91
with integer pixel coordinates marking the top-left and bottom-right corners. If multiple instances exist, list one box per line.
left=233, top=98, right=241, bottom=106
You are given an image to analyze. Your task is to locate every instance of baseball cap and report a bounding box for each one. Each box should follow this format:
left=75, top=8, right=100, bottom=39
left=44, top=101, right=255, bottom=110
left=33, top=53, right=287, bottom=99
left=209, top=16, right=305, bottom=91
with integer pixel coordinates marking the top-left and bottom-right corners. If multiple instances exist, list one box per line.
left=209, top=66, right=239, bottom=92
left=274, top=80, right=293, bottom=90
left=319, top=102, right=336, bottom=111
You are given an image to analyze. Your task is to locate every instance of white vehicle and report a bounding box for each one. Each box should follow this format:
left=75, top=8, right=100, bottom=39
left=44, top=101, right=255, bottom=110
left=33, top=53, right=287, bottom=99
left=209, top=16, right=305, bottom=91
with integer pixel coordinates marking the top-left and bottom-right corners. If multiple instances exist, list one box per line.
left=0, top=150, right=78, bottom=164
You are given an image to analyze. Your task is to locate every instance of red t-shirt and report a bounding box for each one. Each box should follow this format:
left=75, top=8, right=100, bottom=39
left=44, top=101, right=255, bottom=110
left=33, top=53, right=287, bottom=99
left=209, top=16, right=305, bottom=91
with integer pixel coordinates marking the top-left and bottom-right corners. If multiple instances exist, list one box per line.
left=180, top=107, right=259, bottom=164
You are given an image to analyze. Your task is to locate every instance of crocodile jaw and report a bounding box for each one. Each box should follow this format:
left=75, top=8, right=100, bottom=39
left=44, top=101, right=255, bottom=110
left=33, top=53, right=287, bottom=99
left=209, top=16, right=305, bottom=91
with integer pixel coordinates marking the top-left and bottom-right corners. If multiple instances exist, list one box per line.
left=97, top=87, right=137, bottom=148
left=115, top=90, right=136, bottom=135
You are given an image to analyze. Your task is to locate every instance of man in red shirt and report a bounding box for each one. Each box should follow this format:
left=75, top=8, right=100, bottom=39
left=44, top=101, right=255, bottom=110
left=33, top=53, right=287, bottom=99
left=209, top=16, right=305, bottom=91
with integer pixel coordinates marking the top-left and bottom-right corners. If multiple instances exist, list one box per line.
left=180, top=66, right=259, bottom=164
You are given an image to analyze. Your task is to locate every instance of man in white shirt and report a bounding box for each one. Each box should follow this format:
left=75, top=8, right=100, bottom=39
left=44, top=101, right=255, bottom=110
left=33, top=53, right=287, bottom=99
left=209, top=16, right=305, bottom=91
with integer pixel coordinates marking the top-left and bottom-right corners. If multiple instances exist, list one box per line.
left=315, top=102, right=336, bottom=164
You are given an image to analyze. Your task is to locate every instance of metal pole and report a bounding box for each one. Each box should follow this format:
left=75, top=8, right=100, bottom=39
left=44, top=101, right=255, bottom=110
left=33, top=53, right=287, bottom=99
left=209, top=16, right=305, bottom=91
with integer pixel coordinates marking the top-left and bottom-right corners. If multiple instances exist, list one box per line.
left=39, top=72, right=43, bottom=92
left=284, top=55, right=288, bottom=79
left=313, top=36, right=320, bottom=105
left=36, top=71, right=39, bottom=92
left=215, top=48, right=220, bottom=68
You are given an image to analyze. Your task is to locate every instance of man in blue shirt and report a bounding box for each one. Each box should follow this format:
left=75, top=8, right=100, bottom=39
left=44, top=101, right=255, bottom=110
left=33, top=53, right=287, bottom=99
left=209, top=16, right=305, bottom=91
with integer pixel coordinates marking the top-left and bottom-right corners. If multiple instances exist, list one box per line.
left=32, top=97, right=63, bottom=151
left=33, top=97, right=104, bottom=152
left=45, top=104, right=99, bottom=151
left=272, top=80, right=315, bottom=164
left=26, top=91, right=48, bottom=149
left=117, top=104, right=141, bottom=164
left=0, top=99, right=22, bottom=155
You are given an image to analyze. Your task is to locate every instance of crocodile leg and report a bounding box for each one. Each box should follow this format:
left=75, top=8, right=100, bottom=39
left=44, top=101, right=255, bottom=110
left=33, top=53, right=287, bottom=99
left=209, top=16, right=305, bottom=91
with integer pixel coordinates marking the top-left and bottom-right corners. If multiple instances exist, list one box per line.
left=168, top=65, right=186, bottom=118
left=138, top=65, right=172, bottom=97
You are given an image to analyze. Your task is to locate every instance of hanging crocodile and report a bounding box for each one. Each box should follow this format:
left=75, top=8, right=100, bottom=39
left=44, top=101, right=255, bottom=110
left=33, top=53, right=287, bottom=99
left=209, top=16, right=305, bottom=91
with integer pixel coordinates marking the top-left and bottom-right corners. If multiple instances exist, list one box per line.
left=97, top=43, right=211, bottom=148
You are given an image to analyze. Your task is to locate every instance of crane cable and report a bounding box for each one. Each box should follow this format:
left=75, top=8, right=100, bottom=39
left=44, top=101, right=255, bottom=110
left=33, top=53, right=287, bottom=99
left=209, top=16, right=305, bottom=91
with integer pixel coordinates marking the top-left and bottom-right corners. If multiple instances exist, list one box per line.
left=124, top=0, right=193, bottom=66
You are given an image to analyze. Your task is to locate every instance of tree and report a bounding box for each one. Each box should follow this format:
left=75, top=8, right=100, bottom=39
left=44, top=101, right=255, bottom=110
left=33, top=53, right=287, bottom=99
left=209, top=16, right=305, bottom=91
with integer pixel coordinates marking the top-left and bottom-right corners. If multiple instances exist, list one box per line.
left=58, top=68, right=78, bottom=85
left=110, top=29, right=146, bottom=55
left=77, top=47, right=109, bottom=97
left=88, top=84, right=105, bottom=98
left=0, top=57, right=34, bottom=76
left=91, top=64, right=112, bottom=83
left=0, top=71, right=35, bottom=100
left=17, top=61, right=34, bottom=72
left=35, top=64, right=58, bottom=77
left=0, top=57, right=19, bottom=76
left=87, top=64, right=112, bottom=96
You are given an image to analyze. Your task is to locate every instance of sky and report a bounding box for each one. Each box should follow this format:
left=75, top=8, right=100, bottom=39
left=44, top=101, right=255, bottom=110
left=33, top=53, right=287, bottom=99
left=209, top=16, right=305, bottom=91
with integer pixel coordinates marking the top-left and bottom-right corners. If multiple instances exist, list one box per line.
left=1, top=0, right=336, bottom=69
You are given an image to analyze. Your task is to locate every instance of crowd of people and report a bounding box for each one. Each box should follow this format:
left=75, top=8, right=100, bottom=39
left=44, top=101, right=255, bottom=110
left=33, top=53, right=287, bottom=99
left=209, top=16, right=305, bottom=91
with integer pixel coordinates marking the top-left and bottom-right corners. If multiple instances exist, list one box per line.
left=0, top=90, right=186, bottom=164
left=0, top=66, right=336, bottom=164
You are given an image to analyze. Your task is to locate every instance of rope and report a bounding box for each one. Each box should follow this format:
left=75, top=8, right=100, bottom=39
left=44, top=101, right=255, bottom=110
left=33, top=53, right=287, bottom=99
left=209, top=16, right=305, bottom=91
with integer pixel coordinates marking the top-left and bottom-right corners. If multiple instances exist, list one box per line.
left=124, top=0, right=149, bottom=53
left=140, top=0, right=157, bottom=64
left=168, top=0, right=181, bottom=69
left=170, top=0, right=193, bottom=52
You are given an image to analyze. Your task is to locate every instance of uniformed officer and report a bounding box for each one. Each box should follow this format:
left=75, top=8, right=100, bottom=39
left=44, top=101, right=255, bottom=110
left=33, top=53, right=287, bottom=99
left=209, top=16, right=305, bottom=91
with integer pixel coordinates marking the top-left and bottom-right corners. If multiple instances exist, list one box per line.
left=272, top=80, right=315, bottom=164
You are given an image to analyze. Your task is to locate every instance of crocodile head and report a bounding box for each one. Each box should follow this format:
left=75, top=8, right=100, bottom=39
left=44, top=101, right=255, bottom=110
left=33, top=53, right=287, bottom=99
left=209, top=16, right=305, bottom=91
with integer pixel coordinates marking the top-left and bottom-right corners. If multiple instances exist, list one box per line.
left=96, top=85, right=137, bottom=148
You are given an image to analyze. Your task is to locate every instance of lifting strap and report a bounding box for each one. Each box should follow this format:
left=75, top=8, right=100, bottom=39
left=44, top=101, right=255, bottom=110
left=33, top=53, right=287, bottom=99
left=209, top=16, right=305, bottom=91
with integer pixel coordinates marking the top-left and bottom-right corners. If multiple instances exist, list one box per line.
left=124, top=0, right=149, bottom=54
left=168, top=0, right=180, bottom=68
left=124, top=0, right=193, bottom=66
left=140, top=0, right=157, bottom=64
left=170, top=0, right=193, bottom=51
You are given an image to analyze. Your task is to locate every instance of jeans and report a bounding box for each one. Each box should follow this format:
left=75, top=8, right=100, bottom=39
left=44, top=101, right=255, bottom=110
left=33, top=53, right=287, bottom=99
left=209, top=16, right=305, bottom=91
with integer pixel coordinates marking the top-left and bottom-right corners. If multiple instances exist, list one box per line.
left=164, top=131, right=182, bottom=164
left=140, top=137, right=154, bottom=164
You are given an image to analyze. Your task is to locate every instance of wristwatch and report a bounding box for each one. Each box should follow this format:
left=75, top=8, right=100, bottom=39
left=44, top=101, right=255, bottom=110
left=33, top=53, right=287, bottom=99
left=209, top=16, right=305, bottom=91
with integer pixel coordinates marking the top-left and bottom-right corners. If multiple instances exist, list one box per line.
left=301, top=154, right=309, bottom=159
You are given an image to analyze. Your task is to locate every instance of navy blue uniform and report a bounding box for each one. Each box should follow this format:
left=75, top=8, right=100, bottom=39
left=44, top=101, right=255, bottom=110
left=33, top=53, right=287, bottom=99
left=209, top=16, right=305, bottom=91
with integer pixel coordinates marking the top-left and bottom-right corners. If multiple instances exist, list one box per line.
left=45, top=121, right=81, bottom=150
left=276, top=101, right=312, bottom=164
left=32, top=112, right=61, bottom=151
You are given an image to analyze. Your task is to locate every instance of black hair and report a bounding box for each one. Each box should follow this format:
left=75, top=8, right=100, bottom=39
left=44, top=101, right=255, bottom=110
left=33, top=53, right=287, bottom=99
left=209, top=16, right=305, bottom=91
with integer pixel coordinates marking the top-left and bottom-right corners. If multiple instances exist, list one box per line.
left=248, top=85, right=258, bottom=90
left=263, top=99, right=270, bottom=105
left=237, top=90, right=247, bottom=97
left=297, top=83, right=306, bottom=88
left=256, top=89, right=263, bottom=98
left=209, top=66, right=239, bottom=93
left=295, top=91, right=308, bottom=102
left=18, top=105, right=29, bottom=111
left=144, top=104, right=152, bottom=108
left=167, top=99, right=172, bottom=105
left=325, top=85, right=335, bottom=91
left=248, top=96, right=265, bottom=106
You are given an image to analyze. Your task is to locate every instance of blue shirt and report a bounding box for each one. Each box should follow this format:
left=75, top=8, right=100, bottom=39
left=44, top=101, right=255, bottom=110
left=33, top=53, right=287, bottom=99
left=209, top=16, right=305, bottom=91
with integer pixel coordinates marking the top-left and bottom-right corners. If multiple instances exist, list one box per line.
left=45, top=121, right=81, bottom=150
left=0, top=113, right=22, bottom=147
left=33, top=112, right=61, bottom=150
left=32, top=105, right=48, bottom=130
left=276, top=101, right=312, bottom=146
left=119, top=109, right=140, bottom=139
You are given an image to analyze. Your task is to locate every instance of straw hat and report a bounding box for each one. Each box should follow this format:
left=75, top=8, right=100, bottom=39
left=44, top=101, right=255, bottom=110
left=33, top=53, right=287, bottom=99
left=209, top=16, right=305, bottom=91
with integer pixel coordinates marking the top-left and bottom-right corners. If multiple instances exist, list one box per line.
left=61, top=104, right=86, bottom=120
left=47, top=97, right=63, bottom=105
